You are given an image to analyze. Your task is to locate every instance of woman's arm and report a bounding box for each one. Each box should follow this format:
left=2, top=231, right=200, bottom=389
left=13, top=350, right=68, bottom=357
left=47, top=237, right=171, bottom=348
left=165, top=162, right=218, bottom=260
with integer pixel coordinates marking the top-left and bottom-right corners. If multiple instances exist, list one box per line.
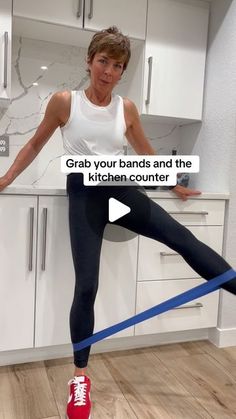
left=0, top=92, right=66, bottom=192
left=124, top=98, right=156, bottom=155
left=123, top=98, right=201, bottom=201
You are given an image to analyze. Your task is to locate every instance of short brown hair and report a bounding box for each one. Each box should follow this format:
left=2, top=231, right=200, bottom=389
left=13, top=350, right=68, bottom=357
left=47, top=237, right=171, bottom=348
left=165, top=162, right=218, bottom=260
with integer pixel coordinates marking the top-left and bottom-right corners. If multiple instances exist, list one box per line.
left=87, top=26, right=131, bottom=73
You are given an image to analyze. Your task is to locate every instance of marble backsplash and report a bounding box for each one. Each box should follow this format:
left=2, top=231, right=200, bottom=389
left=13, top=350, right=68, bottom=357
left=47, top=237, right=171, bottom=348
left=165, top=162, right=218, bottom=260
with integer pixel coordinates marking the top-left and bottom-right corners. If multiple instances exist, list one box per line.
left=0, top=35, right=180, bottom=188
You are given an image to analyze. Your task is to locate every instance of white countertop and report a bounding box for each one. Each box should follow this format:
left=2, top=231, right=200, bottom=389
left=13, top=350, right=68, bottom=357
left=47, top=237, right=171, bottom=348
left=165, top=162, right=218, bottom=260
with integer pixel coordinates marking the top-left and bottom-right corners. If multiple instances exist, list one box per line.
left=0, top=184, right=230, bottom=200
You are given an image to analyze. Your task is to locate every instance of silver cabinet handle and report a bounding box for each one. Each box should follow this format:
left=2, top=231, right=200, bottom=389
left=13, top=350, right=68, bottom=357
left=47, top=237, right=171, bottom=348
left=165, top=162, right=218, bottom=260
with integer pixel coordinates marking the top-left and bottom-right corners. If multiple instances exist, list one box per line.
left=145, top=56, right=153, bottom=105
left=172, top=302, right=203, bottom=310
left=88, top=0, right=93, bottom=19
left=28, top=207, right=34, bottom=271
left=4, top=32, right=8, bottom=89
left=169, top=211, right=209, bottom=215
left=76, top=0, right=82, bottom=18
left=41, top=208, right=48, bottom=271
left=160, top=251, right=178, bottom=256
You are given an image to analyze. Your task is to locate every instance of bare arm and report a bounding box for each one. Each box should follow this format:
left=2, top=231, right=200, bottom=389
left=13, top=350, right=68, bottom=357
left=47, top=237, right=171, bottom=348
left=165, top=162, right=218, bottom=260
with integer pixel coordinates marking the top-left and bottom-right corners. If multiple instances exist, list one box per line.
left=124, top=98, right=201, bottom=200
left=124, top=98, right=156, bottom=155
left=0, top=92, right=65, bottom=191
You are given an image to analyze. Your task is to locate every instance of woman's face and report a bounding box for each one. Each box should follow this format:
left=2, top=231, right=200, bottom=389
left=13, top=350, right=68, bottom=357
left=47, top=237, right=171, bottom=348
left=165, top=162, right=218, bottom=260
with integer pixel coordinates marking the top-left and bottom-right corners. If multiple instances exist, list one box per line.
left=88, top=51, right=124, bottom=93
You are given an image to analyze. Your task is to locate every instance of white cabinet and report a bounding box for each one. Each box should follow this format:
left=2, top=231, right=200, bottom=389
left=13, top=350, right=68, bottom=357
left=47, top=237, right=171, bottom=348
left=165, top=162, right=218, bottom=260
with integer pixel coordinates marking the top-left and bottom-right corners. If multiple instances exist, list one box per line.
left=135, top=197, right=225, bottom=336
left=142, top=0, right=209, bottom=122
left=35, top=199, right=137, bottom=347
left=34, top=196, right=75, bottom=347
left=83, top=0, right=147, bottom=40
left=0, top=0, right=12, bottom=107
left=0, top=193, right=228, bottom=361
left=37, top=195, right=137, bottom=345
left=13, top=0, right=147, bottom=40
left=0, top=195, right=37, bottom=351
left=0, top=194, right=137, bottom=352
left=13, top=0, right=84, bottom=28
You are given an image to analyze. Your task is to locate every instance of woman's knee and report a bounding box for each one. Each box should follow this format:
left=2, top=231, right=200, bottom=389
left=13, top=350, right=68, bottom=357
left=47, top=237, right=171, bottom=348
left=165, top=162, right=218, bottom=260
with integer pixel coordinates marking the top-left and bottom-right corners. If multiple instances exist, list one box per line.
left=165, top=223, right=195, bottom=250
left=74, top=276, right=98, bottom=303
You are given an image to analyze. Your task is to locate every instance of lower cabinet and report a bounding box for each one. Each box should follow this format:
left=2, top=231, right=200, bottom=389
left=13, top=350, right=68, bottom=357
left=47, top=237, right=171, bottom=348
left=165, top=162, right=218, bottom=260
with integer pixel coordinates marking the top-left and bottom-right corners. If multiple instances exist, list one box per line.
left=0, top=195, right=37, bottom=351
left=135, top=197, right=225, bottom=336
left=0, top=194, right=137, bottom=353
left=34, top=196, right=75, bottom=347
left=0, top=194, right=226, bottom=354
left=35, top=198, right=137, bottom=347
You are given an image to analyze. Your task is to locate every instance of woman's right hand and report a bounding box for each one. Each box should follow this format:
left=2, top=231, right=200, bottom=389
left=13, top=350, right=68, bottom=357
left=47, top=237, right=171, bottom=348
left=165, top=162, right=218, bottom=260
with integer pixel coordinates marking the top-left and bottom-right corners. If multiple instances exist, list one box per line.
left=0, top=175, right=11, bottom=192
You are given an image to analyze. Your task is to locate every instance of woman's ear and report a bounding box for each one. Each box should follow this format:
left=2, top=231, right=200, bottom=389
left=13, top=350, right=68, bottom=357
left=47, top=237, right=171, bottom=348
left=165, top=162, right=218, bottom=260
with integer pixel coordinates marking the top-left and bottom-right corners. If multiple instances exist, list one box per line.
left=86, top=56, right=91, bottom=75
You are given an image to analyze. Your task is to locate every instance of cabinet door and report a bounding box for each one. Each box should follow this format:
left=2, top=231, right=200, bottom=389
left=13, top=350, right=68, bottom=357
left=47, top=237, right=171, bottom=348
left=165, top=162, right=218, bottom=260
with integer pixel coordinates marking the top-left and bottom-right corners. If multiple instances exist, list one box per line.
left=35, top=198, right=137, bottom=347
left=143, top=0, right=209, bottom=121
left=0, top=0, right=12, bottom=105
left=13, top=0, right=83, bottom=28
left=35, top=196, right=75, bottom=347
left=84, top=0, right=147, bottom=40
left=0, top=195, right=37, bottom=351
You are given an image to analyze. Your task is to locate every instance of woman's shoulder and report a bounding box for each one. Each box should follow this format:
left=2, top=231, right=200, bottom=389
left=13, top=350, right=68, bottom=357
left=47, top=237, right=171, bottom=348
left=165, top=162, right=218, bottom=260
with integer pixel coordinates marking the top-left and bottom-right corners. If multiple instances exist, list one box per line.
left=123, top=97, right=139, bottom=117
left=123, top=96, right=133, bottom=105
left=51, top=90, right=72, bottom=127
left=122, top=97, right=140, bottom=129
left=53, top=90, right=72, bottom=104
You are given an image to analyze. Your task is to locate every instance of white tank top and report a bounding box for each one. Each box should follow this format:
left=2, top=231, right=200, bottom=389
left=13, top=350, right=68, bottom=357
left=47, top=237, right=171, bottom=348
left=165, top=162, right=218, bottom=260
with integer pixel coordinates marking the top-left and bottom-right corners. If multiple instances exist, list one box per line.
left=60, top=90, right=126, bottom=155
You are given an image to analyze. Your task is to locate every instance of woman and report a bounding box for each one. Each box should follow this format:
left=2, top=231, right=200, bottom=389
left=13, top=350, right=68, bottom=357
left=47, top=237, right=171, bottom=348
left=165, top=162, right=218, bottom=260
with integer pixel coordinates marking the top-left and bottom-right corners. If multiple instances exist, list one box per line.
left=0, top=27, right=235, bottom=419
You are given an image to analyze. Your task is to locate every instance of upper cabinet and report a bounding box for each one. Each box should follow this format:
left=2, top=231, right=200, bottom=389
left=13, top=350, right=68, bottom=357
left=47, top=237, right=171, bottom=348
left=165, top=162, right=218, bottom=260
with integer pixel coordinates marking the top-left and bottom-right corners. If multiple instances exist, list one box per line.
left=13, top=0, right=84, bottom=28
left=0, top=0, right=12, bottom=107
left=12, top=0, right=210, bottom=123
left=13, top=0, right=147, bottom=40
left=141, top=0, right=209, bottom=123
left=83, top=0, right=147, bottom=40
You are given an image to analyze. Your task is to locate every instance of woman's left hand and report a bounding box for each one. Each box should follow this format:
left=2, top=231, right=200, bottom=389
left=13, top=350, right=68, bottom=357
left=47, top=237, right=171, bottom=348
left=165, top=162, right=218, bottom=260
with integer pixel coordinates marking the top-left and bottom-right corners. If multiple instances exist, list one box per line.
left=172, top=184, right=201, bottom=201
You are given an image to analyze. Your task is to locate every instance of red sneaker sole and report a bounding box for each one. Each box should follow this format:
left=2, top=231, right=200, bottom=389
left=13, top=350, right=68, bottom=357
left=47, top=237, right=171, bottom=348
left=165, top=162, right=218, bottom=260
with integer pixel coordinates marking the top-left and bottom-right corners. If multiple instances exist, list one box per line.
left=66, top=415, right=91, bottom=419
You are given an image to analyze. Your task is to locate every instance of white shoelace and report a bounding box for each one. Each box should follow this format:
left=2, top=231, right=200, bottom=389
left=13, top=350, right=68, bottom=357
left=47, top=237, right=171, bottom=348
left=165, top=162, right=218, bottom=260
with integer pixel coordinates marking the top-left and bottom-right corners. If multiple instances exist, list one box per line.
left=70, top=378, right=87, bottom=406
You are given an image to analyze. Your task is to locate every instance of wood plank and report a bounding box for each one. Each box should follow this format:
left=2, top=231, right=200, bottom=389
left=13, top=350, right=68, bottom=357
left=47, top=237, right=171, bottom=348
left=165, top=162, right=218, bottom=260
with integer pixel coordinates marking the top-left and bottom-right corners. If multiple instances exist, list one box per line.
left=157, top=353, right=236, bottom=418
left=145, top=341, right=206, bottom=362
left=192, top=340, right=236, bottom=381
left=102, top=349, right=211, bottom=418
left=0, top=362, right=58, bottom=419
left=45, top=353, right=138, bottom=418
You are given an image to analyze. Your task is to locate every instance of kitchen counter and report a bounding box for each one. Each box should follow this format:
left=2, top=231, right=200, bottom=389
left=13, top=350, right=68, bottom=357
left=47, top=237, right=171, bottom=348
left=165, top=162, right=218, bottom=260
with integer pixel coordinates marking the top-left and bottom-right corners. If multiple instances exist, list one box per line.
left=0, top=184, right=230, bottom=200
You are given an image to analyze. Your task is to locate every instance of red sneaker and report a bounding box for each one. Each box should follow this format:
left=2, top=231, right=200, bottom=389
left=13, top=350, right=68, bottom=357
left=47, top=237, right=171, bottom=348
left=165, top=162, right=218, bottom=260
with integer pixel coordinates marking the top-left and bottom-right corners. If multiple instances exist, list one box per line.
left=66, top=375, right=91, bottom=419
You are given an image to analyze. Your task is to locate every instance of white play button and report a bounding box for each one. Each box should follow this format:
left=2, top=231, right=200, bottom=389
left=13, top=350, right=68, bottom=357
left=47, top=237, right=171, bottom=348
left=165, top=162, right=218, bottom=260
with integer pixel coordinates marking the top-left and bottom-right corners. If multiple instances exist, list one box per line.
left=108, top=198, right=131, bottom=222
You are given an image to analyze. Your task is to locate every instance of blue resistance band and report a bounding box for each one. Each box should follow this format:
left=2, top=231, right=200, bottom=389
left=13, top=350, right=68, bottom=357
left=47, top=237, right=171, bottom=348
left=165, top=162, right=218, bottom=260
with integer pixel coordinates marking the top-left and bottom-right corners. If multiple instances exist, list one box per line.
left=73, top=268, right=236, bottom=353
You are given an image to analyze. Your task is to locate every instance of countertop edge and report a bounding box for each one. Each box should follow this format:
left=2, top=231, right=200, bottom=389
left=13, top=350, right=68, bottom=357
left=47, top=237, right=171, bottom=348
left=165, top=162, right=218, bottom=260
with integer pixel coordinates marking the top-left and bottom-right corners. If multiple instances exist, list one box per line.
left=0, top=186, right=230, bottom=200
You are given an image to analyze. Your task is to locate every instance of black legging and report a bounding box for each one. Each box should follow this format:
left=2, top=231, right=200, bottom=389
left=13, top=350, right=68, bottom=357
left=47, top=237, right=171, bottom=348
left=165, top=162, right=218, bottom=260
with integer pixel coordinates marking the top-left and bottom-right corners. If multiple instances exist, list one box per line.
left=67, top=173, right=236, bottom=368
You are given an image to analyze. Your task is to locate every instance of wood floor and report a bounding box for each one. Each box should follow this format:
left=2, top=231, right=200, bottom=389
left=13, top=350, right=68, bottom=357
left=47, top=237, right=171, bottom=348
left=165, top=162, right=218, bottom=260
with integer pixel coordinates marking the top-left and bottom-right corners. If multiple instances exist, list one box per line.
left=1, top=340, right=236, bottom=418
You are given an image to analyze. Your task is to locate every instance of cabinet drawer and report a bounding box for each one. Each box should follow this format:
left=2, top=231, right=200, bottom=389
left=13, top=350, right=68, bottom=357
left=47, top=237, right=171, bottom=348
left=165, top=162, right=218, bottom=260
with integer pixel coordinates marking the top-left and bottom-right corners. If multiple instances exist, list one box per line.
left=153, top=199, right=225, bottom=226
left=135, top=279, right=219, bottom=335
left=138, top=226, right=223, bottom=281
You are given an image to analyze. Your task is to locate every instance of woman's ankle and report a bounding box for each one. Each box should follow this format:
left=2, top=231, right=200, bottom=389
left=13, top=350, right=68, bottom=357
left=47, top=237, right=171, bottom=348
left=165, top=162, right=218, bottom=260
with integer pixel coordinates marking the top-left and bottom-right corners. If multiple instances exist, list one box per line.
left=74, top=366, right=87, bottom=377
